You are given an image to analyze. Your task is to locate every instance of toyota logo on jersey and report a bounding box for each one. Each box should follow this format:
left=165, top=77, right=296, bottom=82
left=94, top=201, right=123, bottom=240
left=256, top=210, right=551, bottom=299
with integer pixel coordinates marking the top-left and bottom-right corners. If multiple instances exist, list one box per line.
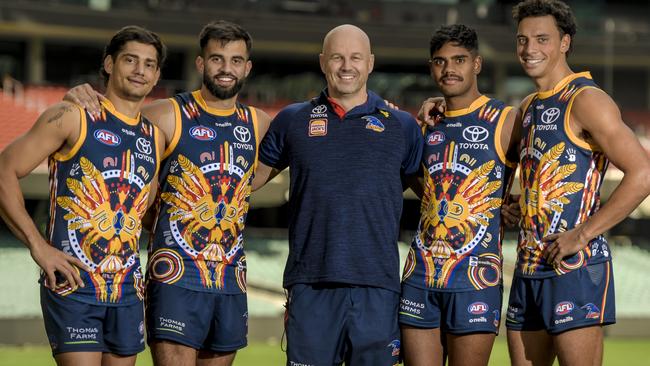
left=540, top=107, right=561, bottom=124
left=233, top=126, right=251, bottom=143
left=462, top=126, right=489, bottom=143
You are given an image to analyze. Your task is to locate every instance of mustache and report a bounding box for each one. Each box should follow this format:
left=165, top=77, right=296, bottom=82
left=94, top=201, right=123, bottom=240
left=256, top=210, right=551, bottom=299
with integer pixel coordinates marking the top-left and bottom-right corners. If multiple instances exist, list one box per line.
left=440, top=74, right=463, bottom=82
left=214, top=72, right=238, bottom=80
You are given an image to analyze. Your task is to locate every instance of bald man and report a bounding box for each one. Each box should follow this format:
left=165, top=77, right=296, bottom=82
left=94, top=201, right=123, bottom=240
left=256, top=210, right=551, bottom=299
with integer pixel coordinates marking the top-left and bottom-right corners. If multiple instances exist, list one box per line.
left=253, top=24, right=424, bottom=365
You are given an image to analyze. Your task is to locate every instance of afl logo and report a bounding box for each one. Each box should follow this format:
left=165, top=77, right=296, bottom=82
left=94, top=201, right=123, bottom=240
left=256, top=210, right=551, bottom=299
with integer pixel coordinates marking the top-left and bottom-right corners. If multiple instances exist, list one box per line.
left=312, top=104, right=327, bottom=114
left=468, top=302, right=489, bottom=315
left=233, top=126, right=251, bottom=143
left=427, top=131, right=445, bottom=145
left=190, top=126, right=216, bottom=141
left=541, top=107, right=560, bottom=124
left=94, top=129, right=121, bottom=146
left=522, top=113, right=532, bottom=128
left=462, top=126, right=489, bottom=143
left=136, top=137, right=152, bottom=155
left=555, top=301, right=574, bottom=315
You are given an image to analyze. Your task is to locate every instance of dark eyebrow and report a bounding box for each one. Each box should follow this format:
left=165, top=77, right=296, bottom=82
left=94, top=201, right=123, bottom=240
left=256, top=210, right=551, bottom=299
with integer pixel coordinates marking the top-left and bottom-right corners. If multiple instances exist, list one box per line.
left=121, top=53, right=156, bottom=63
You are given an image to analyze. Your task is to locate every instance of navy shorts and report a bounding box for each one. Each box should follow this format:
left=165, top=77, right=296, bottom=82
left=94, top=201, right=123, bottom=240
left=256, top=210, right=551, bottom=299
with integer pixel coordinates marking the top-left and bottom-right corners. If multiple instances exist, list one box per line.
left=145, top=281, right=248, bottom=352
left=506, top=261, right=616, bottom=334
left=285, top=283, right=401, bottom=366
left=40, top=285, right=145, bottom=356
left=398, top=283, right=502, bottom=334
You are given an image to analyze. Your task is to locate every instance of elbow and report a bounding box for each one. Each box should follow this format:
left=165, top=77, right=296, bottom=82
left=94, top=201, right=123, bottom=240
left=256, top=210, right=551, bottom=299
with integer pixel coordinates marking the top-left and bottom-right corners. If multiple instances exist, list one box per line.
left=642, top=167, right=650, bottom=197
left=635, top=162, right=650, bottom=197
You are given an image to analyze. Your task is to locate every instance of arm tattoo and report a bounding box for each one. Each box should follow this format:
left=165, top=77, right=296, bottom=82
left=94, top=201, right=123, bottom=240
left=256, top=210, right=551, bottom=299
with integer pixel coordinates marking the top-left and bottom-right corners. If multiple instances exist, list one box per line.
left=46, top=105, right=74, bottom=127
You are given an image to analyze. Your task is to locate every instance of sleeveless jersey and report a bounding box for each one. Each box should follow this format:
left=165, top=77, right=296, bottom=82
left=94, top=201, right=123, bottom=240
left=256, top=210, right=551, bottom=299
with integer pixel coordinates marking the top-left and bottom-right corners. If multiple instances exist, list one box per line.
left=402, top=96, right=515, bottom=291
left=47, top=99, right=161, bottom=306
left=148, top=91, right=259, bottom=294
left=517, top=72, right=610, bottom=278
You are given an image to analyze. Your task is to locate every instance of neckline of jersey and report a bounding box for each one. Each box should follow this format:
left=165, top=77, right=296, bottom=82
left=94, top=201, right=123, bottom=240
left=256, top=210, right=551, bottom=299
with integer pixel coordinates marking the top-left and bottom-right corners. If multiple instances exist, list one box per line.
left=192, top=90, right=237, bottom=116
left=444, top=95, right=490, bottom=118
left=536, top=71, right=592, bottom=100
left=100, top=98, right=140, bottom=126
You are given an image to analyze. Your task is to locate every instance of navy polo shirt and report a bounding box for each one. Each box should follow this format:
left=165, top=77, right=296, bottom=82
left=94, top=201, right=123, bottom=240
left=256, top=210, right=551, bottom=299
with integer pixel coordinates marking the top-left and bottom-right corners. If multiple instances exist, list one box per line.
left=259, top=89, right=424, bottom=293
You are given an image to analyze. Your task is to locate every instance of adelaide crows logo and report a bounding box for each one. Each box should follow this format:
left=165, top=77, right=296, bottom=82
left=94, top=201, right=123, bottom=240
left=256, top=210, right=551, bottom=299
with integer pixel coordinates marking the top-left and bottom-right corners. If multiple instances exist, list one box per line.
left=363, top=115, right=385, bottom=132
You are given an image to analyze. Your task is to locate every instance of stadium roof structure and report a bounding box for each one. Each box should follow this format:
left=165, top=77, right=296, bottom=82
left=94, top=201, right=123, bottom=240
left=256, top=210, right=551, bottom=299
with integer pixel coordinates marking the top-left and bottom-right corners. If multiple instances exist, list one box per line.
left=0, top=1, right=649, bottom=67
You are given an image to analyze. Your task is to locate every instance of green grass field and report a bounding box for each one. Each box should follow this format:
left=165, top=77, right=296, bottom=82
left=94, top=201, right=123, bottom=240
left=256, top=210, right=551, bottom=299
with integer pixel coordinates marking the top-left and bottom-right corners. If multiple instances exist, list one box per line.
left=1, top=338, right=649, bottom=365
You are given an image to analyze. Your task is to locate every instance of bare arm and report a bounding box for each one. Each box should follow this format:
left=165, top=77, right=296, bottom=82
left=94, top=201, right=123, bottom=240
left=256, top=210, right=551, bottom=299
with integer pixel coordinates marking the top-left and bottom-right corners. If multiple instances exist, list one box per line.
left=141, top=122, right=167, bottom=232
left=252, top=162, right=282, bottom=191
left=0, top=102, right=89, bottom=288
left=545, top=88, right=650, bottom=265
left=251, top=108, right=284, bottom=191
left=499, top=106, right=523, bottom=228
left=142, top=99, right=175, bottom=148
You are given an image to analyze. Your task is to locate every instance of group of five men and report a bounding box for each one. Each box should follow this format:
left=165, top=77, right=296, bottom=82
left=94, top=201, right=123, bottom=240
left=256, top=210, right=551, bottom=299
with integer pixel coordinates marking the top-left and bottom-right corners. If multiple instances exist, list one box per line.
left=0, top=0, right=648, bottom=365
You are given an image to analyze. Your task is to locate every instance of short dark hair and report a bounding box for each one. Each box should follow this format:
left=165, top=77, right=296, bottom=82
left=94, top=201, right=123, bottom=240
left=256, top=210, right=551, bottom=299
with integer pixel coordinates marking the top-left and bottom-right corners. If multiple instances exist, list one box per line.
left=199, top=20, right=252, bottom=56
left=512, top=0, right=577, bottom=54
left=429, top=24, right=479, bottom=57
left=100, top=25, right=166, bottom=85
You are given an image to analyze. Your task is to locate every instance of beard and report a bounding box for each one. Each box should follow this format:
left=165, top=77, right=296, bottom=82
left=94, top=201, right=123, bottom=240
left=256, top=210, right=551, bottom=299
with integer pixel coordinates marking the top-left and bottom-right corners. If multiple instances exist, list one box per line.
left=203, top=72, right=246, bottom=100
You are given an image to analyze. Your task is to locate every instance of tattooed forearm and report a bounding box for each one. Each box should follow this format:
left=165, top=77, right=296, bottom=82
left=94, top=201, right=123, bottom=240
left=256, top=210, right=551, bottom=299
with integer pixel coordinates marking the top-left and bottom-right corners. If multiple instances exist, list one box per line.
left=46, top=105, right=74, bottom=127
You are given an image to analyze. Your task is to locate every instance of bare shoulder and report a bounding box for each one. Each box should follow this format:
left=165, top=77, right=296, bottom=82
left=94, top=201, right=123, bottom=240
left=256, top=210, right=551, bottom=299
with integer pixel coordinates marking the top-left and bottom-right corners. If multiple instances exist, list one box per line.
left=0, top=101, right=81, bottom=175
left=519, top=92, right=536, bottom=113
left=38, top=101, right=81, bottom=128
left=571, top=87, right=621, bottom=130
left=142, top=98, right=176, bottom=140
left=252, top=107, right=273, bottom=136
left=504, top=104, right=520, bottom=124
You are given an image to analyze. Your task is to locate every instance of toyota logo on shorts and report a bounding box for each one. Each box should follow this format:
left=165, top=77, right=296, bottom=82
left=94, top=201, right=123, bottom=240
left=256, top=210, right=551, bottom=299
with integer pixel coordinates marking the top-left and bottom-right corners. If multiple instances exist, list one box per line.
left=312, top=104, right=327, bottom=114
left=136, top=137, right=152, bottom=154
left=233, top=126, right=251, bottom=143
left=540, top=107, right=560, bottom=124
left=462, top=126, right=488, bottom=142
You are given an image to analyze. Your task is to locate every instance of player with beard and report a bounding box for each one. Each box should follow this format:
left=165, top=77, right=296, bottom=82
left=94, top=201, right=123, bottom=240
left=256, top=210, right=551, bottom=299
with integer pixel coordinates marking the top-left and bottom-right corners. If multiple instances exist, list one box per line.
left=66, top=20, right=271, bottom=366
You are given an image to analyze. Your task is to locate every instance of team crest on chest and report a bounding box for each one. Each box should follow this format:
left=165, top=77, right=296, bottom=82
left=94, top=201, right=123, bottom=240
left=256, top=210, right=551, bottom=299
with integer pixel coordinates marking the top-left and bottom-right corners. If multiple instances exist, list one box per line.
left=363, top=115, right=385, bottom=133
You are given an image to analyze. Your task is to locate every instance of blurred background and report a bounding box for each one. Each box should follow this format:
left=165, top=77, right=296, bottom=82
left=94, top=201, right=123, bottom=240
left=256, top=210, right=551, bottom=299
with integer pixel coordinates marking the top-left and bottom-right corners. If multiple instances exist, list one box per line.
left=1, top=0, right=650, bottom=364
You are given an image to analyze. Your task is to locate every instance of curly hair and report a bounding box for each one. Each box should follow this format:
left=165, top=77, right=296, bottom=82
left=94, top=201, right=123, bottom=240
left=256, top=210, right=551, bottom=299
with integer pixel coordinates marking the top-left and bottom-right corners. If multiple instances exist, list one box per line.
left=429, top=24, right=479, bottom=57
left=512, top=0, right=577, bottom=53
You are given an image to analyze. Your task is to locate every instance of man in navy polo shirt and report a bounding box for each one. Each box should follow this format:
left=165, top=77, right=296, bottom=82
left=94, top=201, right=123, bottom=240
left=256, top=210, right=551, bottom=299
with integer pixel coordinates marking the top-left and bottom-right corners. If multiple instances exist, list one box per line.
left=254, top=24, right=424, bottom=365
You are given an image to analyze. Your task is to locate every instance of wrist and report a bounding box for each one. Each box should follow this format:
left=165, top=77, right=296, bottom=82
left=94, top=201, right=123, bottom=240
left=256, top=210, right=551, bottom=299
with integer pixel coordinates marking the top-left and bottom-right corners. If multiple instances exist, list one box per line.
left=577, top=224, right=594, bottom=244
left=27, top=235, right=48, bottom=253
